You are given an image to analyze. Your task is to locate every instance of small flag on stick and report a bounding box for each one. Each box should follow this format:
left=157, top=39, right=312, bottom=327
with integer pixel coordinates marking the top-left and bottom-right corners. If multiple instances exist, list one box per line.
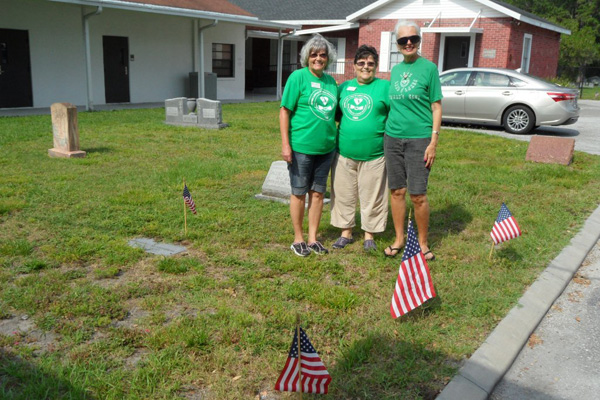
left=490, top=203, right=521, bottom=245
left=390, top=219, right=436, bottom=319
left=183, top=184, right=197, bottom=214
left=274, top=326, right=332, bottom=394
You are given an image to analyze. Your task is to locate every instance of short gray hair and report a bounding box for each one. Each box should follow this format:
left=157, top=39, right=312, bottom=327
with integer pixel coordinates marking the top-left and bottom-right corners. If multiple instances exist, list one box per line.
left=394, top=19, right=421, bottom=38
left=299, top=34, right=337, bottom=68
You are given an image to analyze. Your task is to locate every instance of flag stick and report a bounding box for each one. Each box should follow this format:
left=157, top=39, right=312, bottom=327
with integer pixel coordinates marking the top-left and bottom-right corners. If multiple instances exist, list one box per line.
left=488, top=241, right=494, bottom=260
left=296, top=313, right=303, bottom=399
left=183, top=178, right=187, bottom=236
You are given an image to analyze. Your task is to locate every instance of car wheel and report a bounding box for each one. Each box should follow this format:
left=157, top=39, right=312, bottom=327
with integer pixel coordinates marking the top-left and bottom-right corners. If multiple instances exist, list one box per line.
left=503, top=105, right=535, bottom=134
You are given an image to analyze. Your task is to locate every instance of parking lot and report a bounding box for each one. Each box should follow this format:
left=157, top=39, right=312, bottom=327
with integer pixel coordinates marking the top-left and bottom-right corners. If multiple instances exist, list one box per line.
left=445, top=99, right=600, bottom=156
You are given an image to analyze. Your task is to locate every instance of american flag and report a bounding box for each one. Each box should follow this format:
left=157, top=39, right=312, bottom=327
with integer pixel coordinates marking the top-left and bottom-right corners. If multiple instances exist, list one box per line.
left=182, top=184, right=197, bottom=214
left=274, top=327, right=332, bottom=394
left=490, top=203, right=521, bottom=245
left=390, top=219, right=436, bottom=319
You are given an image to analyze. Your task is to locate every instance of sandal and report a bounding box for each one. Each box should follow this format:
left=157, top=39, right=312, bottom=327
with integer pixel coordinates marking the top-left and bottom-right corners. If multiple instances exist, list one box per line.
left=363, top=239, right=377, bottom=252
left=332, top=236, right=354, bottom=249
left=384, top=245, right=403, bottom=258
left=424, top=250, right=436, bottom=261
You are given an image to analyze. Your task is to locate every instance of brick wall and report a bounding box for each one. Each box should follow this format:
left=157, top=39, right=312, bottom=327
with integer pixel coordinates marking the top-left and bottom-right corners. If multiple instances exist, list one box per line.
left=354, top=17, right=561, bottom=78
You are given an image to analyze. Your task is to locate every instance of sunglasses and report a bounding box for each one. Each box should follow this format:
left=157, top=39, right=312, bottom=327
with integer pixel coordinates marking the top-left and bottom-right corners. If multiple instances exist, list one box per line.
left=309, top=52, right=328, bottom=58
left=396, top=35, right=421, bottom=45
left=356, top=61, right=376, bottom=68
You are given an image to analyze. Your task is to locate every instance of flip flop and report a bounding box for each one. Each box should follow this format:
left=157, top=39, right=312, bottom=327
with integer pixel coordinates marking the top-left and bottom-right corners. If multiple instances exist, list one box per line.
left=424, top=250, right=436, bottom=261
left=384, top=246, right=403, bottom=258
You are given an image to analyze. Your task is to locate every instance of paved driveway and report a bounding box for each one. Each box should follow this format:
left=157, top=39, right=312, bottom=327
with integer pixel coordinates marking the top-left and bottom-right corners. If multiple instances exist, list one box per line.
left=444, top=99, right=600, bottom=156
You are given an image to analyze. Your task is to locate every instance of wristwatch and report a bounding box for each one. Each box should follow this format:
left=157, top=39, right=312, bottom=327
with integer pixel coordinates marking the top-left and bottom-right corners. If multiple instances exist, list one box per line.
left=432, top=130, right=439, bottom=135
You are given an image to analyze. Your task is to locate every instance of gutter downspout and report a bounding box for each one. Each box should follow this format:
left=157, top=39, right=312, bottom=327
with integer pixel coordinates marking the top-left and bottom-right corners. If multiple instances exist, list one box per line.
left=277, top=29, right=296, bottom=100
left=83, top=5, right=102, bottom=111
left=198, top=20, right=218, bottom=98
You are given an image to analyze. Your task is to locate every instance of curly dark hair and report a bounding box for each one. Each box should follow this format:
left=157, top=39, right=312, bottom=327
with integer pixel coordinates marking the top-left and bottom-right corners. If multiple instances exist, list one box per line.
left=353, top=45, right=379, bottom=65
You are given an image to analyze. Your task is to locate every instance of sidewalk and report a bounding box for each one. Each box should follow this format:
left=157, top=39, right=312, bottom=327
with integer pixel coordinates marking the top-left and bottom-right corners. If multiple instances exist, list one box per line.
left=437, top=205, right=600, bottom=400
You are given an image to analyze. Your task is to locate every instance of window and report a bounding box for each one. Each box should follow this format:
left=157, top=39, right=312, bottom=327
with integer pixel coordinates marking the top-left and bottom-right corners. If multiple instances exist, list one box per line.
left=521, top=34, right=532, bottom=74
left=473, top=72, right=511, bottom=87
left=212, top=43, right=234, bottom=78
left=389, top=33, right=404, bottom=70
left=324, top=37, right=345, bottom=74
left=440, top=71, right=471, bottom=86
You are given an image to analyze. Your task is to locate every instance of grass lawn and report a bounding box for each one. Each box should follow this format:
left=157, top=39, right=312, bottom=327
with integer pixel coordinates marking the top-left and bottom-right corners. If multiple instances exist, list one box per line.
left=1, top=102, right=599, bottom=399
left=579, top=86, right=600, bottom=100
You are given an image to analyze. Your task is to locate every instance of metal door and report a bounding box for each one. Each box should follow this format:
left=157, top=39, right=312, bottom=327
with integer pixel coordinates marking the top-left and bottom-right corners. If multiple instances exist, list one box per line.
left=102, top=36, right=130, bottom=103
left=0, top=28, right=33, bottom=108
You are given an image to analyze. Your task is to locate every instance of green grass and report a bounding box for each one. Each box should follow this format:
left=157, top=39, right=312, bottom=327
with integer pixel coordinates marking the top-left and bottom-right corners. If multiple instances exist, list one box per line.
left=580, top=86, right=600, bottom=100
left=0, top=103, right=599, bottom=399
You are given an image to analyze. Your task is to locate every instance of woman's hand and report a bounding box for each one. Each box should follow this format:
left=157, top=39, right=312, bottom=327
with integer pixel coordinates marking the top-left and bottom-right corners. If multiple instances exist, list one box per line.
left=282, top=144, right=292, bottom=163
left=424, top=143, right=436, bottom=168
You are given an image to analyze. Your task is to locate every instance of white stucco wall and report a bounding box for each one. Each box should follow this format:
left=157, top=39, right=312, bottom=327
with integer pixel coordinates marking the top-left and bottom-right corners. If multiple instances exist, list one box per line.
left=202, top=21, right=246, bottom=100
left=1, top=0, right=247, bottom=108
left=1, top=0, right=87, bottom=107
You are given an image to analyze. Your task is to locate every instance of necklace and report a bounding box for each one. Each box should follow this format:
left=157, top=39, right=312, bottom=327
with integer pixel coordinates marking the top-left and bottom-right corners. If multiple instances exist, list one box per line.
left=402, top=62, right=414, bottom=80
left=402, top=57, right=418, bottom=80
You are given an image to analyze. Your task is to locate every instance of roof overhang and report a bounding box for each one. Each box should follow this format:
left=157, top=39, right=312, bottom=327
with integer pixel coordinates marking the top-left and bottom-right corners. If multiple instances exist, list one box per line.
left=346, top=0, right=569, bottom=34
left=247, top=30, right=305, bottom=41
left=422, top=27, right=484, bottom=34
left=48, top=0, right=300, bottom=29
left=295, top=23, right=359, bottom=36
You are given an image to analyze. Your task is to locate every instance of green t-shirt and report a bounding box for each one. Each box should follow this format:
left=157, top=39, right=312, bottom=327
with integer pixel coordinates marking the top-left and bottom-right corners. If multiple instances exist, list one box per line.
left=337, top=78, right=390, bottom=161
left=386, top=57, right=443, bottom=139
left=280, top=67, right=338, bottom=155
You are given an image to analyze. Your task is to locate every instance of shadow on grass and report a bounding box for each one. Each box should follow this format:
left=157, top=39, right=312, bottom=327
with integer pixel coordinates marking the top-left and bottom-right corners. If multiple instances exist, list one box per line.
left=329, top=328, right=455, bottom=399
left=0, top=349, right=94, bottom=399
left=84, top=147, right=113, bottom=154
left=321, top=203, right=471, bottom=249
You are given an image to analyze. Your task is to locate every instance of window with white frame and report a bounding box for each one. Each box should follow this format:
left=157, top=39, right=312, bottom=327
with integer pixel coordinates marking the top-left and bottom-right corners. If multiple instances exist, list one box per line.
left=521, top=34, right=532, bottom=74
left=212, top=43, right=234, bottom=78
left=380, top=31, right=411, bottom=72
left=325, top=37, right=346, bottom=74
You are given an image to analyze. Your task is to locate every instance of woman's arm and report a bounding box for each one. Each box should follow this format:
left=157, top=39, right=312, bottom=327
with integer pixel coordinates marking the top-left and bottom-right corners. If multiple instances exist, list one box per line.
left=424, top=100, right=442, bottom=168
left=280, top=107, right=292, bottom=163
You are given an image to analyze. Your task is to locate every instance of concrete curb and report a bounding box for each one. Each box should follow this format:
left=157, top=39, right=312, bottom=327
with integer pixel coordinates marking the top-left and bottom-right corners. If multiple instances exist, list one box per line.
left=437, top=205, right=600, bottom=400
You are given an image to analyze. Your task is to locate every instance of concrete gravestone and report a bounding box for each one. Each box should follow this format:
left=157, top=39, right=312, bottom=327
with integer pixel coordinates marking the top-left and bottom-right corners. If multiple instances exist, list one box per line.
left=255, top=161, right=330, bottom=204
left=164, top=97, right=228, bottom=129
left=48, top=102, right=86, bottom=158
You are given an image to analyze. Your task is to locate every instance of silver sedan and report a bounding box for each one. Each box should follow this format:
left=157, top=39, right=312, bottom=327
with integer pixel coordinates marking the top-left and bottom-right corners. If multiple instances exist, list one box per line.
left=440, top=67, right=580, bottom=134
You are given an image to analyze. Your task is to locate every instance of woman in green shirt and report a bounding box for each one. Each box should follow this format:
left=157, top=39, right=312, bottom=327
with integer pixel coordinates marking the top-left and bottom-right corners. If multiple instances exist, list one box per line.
left=331, top=45, right=390, bottom=252
left=383, top=20, right=443, bottom=260
left=280, top=34, right=338, bottom=257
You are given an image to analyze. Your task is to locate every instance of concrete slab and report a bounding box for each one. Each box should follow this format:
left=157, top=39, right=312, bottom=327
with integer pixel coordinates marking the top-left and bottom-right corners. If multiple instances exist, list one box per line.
left=128, top=238, right=187, bottom=256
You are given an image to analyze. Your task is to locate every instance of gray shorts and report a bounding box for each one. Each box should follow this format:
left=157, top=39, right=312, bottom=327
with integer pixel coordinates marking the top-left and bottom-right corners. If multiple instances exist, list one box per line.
left=383, top=135, right=431, bottom=194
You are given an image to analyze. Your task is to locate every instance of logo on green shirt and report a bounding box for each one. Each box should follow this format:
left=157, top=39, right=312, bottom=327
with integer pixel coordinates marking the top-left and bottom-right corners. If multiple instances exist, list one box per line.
left=309, top=89, right=337, bottom=121
left=342, top=93, right=373, bottom=121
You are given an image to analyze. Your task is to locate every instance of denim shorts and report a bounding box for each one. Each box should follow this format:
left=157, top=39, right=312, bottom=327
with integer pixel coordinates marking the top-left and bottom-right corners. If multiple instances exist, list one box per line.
left=288, top=150, right=334, bottom=196
left=384, top=135, right=431, bottom=194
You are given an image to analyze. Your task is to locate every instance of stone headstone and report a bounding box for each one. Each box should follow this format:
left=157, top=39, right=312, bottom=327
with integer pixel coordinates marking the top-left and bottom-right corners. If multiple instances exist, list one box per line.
left=525, top=136, right=574, bottom=165
left=48, top=103, right=86, bottom=158
left=255, top=161, right=330, bottom=204
left=164, top=97, right=228, bottom=129
left=196, top=98, right=228, bottom=129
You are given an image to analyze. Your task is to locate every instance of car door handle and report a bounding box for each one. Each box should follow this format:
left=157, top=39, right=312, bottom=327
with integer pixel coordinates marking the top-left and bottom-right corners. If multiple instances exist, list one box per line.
left=502, top=91, right=512, bottom=96
left=454, top=90, right=465, bottom=95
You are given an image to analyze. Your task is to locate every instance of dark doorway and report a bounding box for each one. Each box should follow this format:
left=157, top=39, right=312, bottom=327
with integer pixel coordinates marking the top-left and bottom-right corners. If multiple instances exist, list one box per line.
left=443, top=36, right=470, bottom=71
left=103, top=36, right=130, bottom=103
left=247, top=38, right=274, bottom=91
left=0, top=28, right=33, bottom=108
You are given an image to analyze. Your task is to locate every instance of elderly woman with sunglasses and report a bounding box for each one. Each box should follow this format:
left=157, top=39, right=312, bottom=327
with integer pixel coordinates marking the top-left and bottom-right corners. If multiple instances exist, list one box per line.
left=330, top=45, right=390, bottom=252
left=383, top=20, right=443, bottom=260
left=280, top=34, right=338, bottom=257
